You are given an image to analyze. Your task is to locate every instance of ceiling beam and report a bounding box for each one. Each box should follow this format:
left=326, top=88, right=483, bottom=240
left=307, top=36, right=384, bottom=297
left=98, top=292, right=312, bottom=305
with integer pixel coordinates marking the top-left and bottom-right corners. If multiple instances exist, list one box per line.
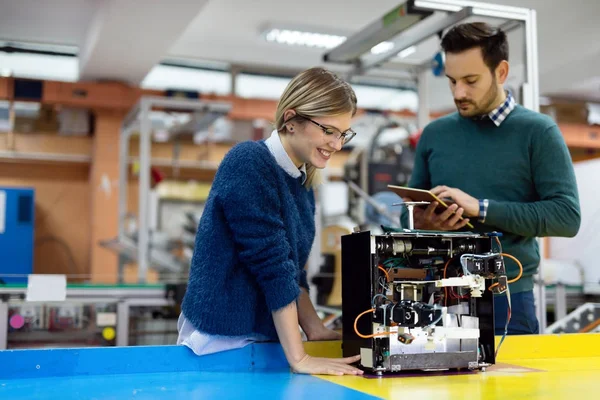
left=78, top=0, right=209, bottom=85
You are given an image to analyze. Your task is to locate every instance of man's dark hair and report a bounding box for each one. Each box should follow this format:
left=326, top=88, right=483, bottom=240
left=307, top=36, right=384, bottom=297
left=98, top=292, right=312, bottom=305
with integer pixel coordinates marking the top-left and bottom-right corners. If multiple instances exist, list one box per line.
left=441, top=22, right=508, bottom=73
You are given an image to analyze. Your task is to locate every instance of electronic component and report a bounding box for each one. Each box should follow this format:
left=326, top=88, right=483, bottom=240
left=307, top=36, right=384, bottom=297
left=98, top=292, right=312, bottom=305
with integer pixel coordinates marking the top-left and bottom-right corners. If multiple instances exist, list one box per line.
left=341, top=230, right=516, bottom=374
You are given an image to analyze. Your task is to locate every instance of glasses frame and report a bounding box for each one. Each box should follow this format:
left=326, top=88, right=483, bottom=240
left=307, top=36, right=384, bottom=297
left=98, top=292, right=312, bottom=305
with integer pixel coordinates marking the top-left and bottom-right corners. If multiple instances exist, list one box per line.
left=290, top=114, right=357, bottom=145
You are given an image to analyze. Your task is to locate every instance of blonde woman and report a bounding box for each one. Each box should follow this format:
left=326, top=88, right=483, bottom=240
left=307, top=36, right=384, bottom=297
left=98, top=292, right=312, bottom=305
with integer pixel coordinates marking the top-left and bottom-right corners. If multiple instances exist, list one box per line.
left=178, top=67, right=363, bottom=376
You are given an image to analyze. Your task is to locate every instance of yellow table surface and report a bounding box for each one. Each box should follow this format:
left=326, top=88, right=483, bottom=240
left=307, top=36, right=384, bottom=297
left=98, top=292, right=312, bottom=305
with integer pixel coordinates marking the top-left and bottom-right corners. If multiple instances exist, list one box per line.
left=304, top=333, right=600, bottom=400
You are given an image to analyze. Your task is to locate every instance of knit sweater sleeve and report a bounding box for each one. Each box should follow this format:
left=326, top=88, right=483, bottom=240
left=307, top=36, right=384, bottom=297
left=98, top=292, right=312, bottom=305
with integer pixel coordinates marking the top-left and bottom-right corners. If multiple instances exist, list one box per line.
left=485, top=124, right=581, bottom=237
left=217, top=142, right=301, bottom=312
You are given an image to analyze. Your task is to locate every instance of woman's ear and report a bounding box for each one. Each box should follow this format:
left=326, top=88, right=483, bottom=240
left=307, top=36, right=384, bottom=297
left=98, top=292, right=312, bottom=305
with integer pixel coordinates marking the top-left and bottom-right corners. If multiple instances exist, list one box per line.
left=283, top=109, right=297, bottom=132
left=283, top=109, right=296, bottom=123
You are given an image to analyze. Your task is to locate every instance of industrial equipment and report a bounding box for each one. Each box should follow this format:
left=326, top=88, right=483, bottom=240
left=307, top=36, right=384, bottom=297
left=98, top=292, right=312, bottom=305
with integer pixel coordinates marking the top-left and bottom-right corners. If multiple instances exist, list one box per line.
left=341, top=227, right=518, bottom=374
left=0, top=284, right=177, bottom=349
left=0, top=186, right=35, bottom=284
left=343, top=113, right=417, bottom=228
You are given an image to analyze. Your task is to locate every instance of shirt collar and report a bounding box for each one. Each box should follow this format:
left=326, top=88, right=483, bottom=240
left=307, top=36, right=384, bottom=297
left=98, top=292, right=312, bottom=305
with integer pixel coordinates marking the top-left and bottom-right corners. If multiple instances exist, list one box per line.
left=487, top=90, right=516, bottom=126
left=265, top=130, right=307, bottom=184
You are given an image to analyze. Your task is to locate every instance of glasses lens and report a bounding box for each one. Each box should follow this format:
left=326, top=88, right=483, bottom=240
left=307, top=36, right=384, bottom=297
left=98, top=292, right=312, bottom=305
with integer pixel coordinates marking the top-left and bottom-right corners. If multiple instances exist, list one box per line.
left=342, top=130, right=356, bottom=144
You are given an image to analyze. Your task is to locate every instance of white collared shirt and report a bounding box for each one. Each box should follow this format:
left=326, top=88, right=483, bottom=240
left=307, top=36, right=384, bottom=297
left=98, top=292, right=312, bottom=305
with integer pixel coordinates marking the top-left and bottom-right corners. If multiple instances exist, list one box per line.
left=265, top=129, right=307, bottom=184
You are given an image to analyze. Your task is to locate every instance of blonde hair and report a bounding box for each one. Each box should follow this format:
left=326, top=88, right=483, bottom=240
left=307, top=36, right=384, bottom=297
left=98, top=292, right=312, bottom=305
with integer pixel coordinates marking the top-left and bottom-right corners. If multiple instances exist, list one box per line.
left=275, top=67, right=357, bottom=189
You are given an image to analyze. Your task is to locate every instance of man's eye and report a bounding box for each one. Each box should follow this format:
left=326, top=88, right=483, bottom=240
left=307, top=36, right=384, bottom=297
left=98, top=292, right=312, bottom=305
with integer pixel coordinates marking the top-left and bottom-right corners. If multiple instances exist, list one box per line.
left=325, top=129, right=336, bottom=135
left=467, top=80, right=477, bottom=85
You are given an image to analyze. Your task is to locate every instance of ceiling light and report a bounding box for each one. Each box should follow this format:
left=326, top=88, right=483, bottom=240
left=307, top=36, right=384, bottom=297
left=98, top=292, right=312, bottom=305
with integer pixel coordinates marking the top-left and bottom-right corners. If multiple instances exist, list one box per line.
left=264, top=29, right=346, bottom=49
left=370, top=42, right=394, bottom=55
left=397, top=46, right=417, bottom=58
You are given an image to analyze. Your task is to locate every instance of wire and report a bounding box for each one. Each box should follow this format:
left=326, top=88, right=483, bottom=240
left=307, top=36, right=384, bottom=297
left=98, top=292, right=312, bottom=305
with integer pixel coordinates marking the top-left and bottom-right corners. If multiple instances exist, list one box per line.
left=354, top=308, right=393, bottom=339
left=495, top=283, right=512, bottom=358
left=443, top=258, right=453, bottom=306
left=378, top=265, right=391, bottom=282
left=371, top=293, right=391, bottom=308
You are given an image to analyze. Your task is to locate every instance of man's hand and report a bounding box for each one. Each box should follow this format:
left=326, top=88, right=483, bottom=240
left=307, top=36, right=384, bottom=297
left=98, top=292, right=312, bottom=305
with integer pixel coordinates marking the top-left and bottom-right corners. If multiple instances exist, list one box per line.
left=431, top=186, right=479, bottom=217
left=403, top=196, right=470, bottom=231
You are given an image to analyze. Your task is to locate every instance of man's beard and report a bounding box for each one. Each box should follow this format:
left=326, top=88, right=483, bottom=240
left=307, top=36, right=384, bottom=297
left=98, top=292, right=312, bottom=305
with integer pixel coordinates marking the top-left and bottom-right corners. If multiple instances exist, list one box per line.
left=455, top=81, right=499, bottom=118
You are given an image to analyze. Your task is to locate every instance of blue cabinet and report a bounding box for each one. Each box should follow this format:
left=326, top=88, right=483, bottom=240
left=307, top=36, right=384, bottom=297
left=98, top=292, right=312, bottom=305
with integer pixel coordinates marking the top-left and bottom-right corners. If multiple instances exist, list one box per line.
left=0, top=187, right=35, bottom=284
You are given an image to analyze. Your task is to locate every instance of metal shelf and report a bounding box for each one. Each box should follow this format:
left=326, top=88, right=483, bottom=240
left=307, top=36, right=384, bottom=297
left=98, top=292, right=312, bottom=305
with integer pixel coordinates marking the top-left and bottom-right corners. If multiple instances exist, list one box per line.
left=0, top=150, right=91, bottom=165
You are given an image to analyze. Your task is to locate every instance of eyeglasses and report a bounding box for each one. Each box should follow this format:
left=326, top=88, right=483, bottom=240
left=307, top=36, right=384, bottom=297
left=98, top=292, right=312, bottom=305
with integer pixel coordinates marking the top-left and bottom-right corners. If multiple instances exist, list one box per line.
left=296, top=114, right=357, bottom=145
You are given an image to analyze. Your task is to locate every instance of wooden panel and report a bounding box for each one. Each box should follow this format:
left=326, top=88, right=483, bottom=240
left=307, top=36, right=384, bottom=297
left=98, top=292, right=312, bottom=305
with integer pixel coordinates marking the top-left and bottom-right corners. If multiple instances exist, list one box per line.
left=0, top=163, right=91, bottom=279
left=0, top=132, right=92, bottom=155
left=0, top=77, right=11, bottom=100
left=89, top=110, right=126, bottom=283
left=571, top=148, right=600, bottom=162
left=43, top=81, right=135, bottom=110
left=560, top=123, right=600, bottom=149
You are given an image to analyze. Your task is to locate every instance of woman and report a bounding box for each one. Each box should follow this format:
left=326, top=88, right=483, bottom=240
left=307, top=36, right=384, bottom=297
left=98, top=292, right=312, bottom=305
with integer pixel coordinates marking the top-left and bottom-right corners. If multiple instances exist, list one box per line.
left=179, top=67, right=363, bottom=376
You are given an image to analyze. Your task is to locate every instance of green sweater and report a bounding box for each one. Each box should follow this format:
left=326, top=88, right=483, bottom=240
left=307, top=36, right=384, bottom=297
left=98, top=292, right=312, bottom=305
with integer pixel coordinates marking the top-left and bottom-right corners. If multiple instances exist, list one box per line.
left=407, top=104, right=581, bottom=293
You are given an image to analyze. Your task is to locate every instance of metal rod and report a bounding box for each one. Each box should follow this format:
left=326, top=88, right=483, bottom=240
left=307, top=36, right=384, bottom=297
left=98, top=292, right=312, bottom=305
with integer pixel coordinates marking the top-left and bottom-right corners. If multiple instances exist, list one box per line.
left=137, top=99, right=151, bottom=284
left=408, top=204, right=415, bottom=230
left=116, top=302, right=129, bottom=347
left=417, top=67, right=430, bottom=130
left=0, top=302, right=8, bottom=350
left=118, top=123, right=129, bottom=243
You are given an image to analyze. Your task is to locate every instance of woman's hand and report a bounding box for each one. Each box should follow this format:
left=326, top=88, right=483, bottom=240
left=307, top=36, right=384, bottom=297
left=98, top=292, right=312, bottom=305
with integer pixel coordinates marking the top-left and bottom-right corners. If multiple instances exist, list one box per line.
left=290, top=354, right=363, bottom=376
left=272, top=301, right=362, bottom=377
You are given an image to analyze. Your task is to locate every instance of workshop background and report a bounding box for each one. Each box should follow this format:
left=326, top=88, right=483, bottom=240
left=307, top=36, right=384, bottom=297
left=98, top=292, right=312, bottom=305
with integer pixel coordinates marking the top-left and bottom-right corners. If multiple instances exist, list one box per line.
left=0, top=0, right=599, bottom=350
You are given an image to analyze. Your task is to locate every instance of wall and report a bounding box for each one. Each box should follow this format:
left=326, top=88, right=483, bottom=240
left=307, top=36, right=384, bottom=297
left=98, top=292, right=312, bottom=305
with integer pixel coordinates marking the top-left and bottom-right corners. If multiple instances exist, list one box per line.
left=0, top=161, right=91, bottom=278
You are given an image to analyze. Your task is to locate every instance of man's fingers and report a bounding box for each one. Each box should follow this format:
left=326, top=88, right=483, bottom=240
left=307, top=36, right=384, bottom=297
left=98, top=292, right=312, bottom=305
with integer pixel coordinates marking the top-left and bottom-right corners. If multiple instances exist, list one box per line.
left=430, top=186, right=447, bottom=196
left=422, top=201, right=438, bottom=219
left=436, top=191, right=452, bottom=202
left=456, top=218, right=470, bottom=229
left=446, top=207, right=464, bottom=226
left=436, top=203, right=458, bottom=222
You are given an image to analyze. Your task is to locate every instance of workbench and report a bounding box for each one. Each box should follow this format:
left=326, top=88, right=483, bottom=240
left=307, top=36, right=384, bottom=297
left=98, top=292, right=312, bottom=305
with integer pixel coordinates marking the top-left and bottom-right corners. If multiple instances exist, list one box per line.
left=1, top=333, right=598, bottom=399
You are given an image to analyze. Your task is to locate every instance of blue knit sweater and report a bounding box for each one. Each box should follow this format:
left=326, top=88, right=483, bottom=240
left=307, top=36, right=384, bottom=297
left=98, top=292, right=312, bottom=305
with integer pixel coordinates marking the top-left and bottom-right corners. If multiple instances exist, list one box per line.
left=181, top=140, right=315, bottom=339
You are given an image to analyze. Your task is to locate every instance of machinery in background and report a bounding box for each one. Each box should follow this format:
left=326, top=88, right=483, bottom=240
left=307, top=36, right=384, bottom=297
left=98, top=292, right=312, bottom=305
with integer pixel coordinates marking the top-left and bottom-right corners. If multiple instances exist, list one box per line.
left=341, top=229, right=519, bottom=374
left=343, top=113, right=418, bottom=229
left=0, top=186, right=35, bottom=284
left=546, top=303, right=600, bottom=334
left=99, top=95, right=232, bottom=284
left=6, top=302, right=117, bottom=349
left=1, top=284, right=180, bottom=349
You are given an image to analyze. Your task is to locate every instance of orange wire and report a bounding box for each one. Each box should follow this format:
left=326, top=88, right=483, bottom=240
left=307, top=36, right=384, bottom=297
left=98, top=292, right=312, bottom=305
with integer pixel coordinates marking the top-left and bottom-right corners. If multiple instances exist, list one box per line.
left=489, top=253, right=523, bottom=291
left=378, top=266, right=391, bottom=282
left=353, top=308, right=393, bottom=339
left=580, top=318, right=600, bottom=333
left=443, top=258, right=452, bottom=306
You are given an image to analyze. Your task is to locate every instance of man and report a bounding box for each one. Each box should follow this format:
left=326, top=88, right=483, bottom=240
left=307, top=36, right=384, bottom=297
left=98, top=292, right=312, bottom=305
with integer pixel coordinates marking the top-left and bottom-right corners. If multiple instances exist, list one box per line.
left=404, top=22, right=581, bottom=335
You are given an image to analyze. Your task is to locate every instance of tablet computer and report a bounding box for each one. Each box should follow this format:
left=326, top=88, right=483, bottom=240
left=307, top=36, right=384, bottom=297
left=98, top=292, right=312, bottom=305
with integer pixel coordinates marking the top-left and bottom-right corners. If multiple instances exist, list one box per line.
left=387, top=185, right=474, bottom=229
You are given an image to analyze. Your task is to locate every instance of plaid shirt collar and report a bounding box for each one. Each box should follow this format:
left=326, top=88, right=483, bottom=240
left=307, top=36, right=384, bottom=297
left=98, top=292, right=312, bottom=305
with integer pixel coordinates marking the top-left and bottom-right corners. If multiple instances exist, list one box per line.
left=487, top=91, right=515, bottom=126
